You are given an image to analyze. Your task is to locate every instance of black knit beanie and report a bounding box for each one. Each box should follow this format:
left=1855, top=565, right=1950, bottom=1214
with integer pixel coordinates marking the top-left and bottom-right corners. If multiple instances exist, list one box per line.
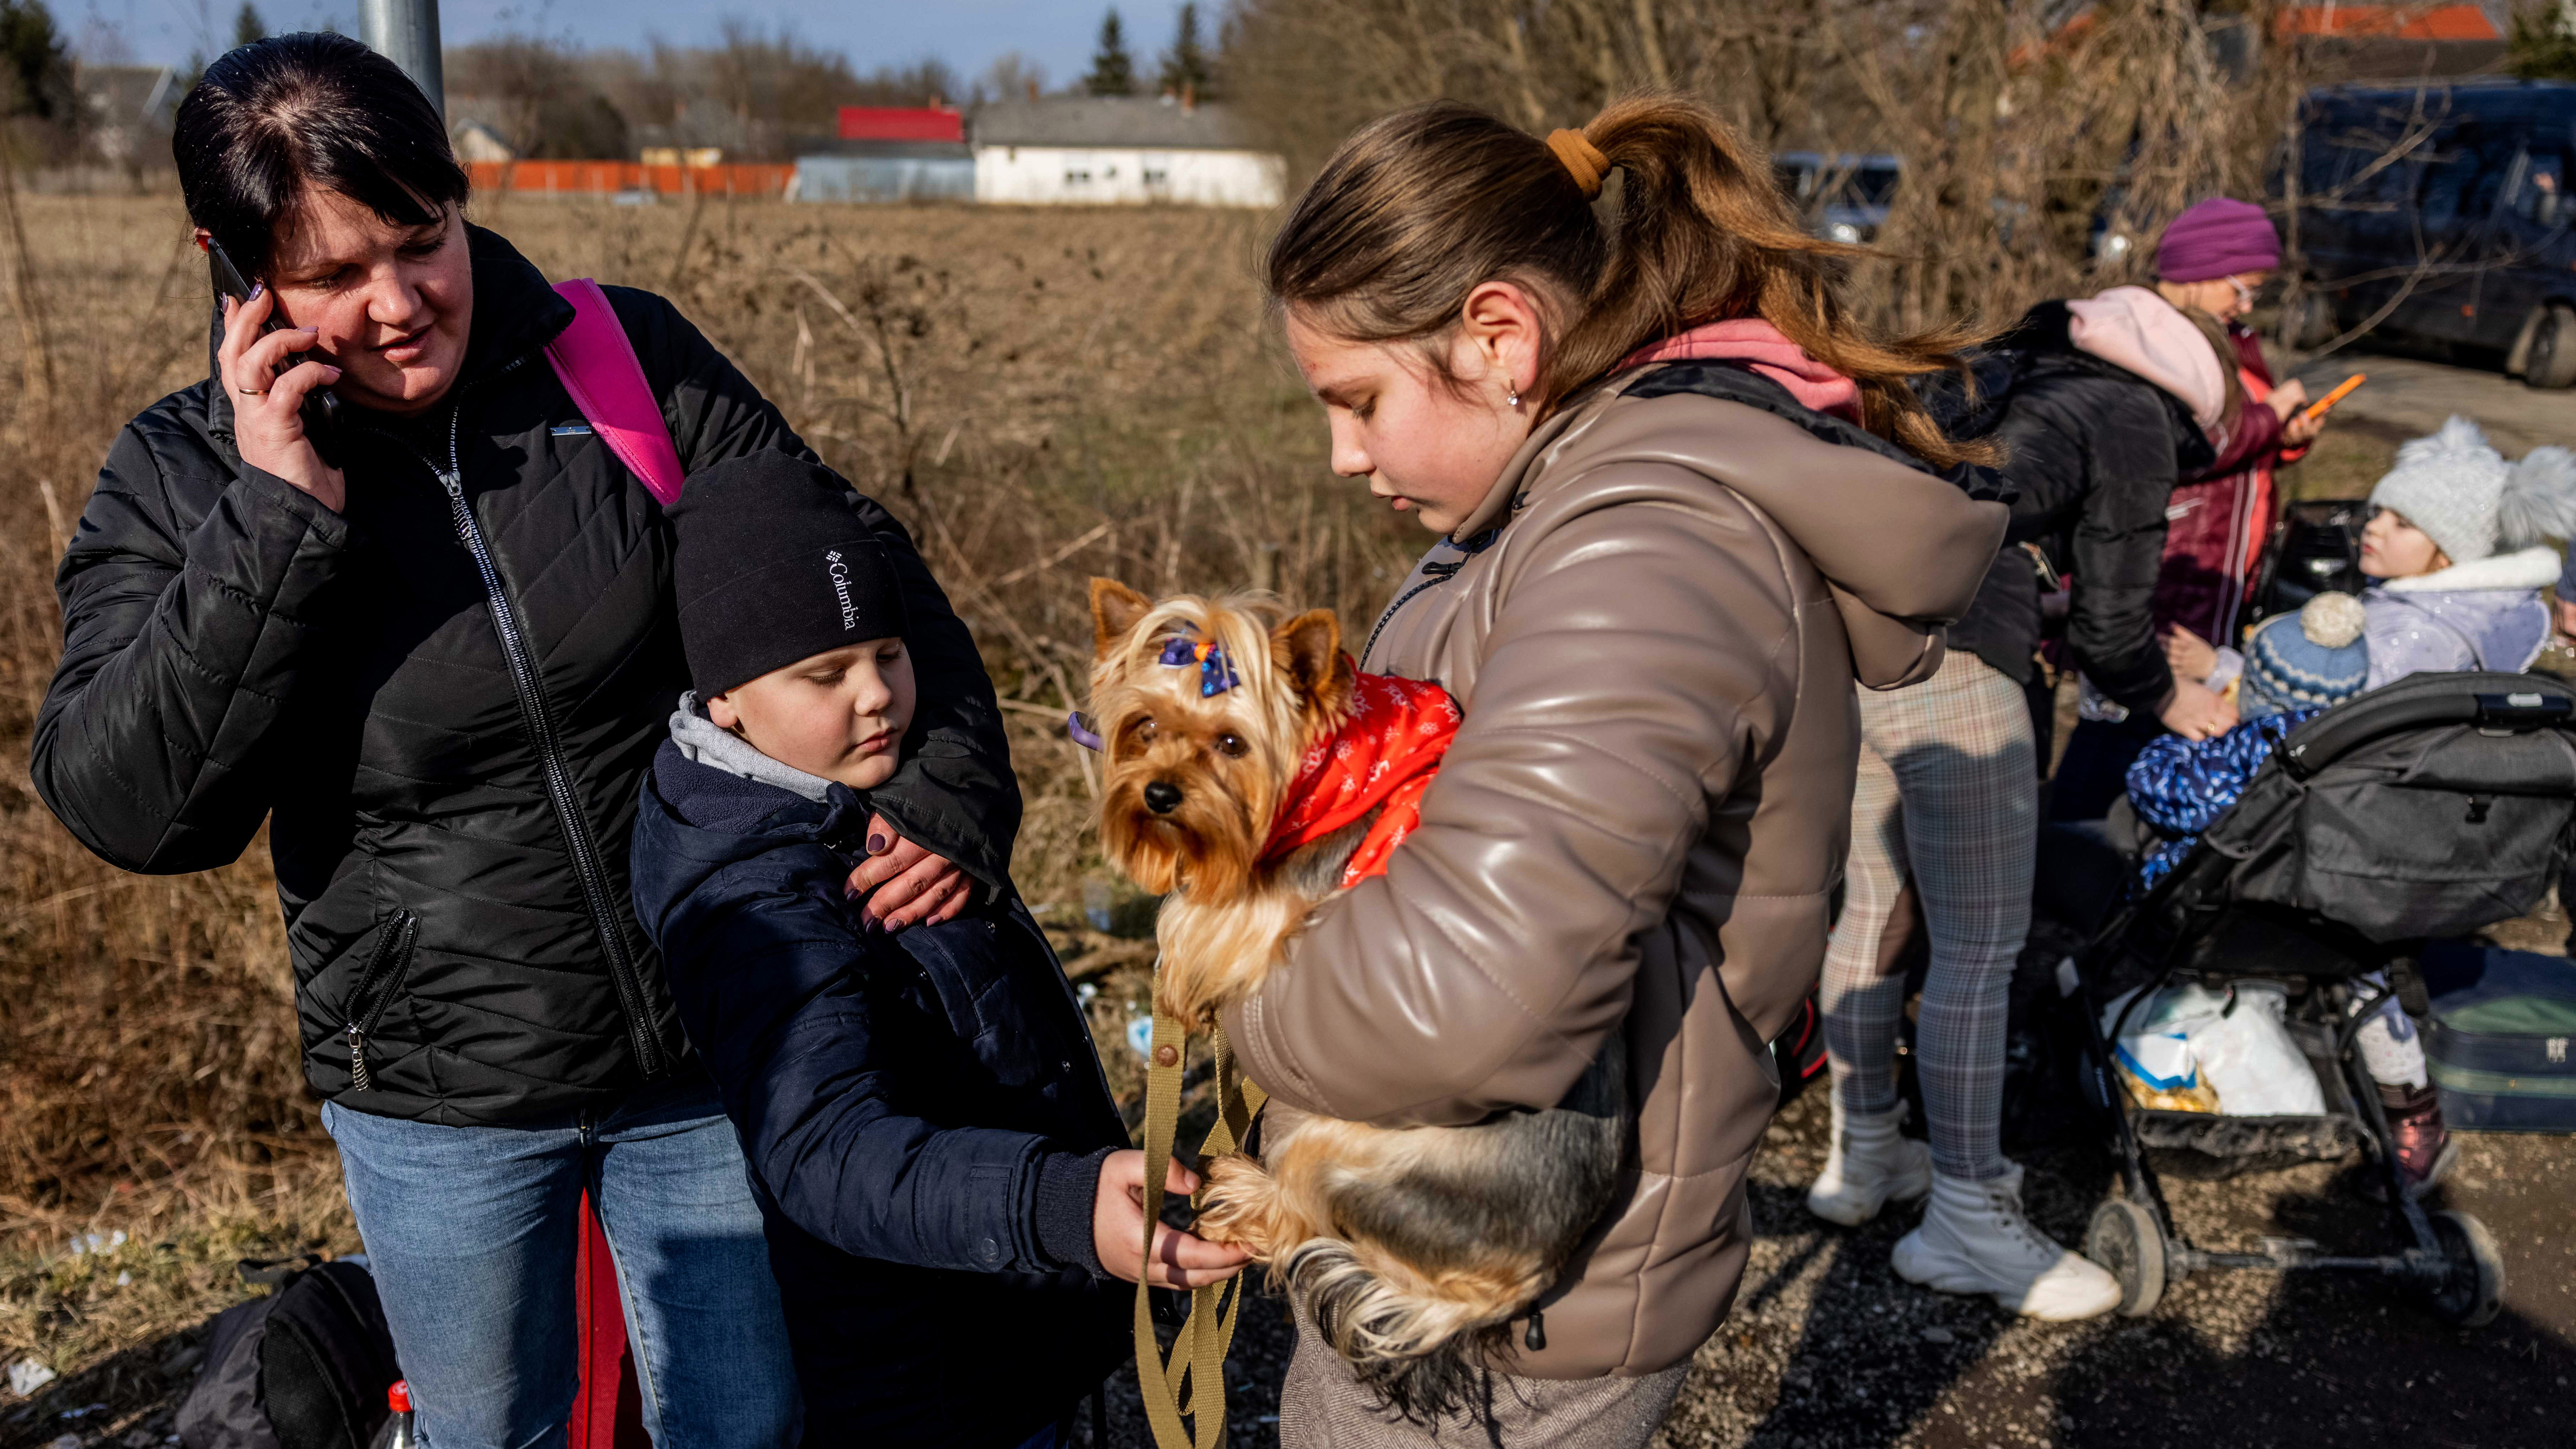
left=669, top=454, right=908, bottom=697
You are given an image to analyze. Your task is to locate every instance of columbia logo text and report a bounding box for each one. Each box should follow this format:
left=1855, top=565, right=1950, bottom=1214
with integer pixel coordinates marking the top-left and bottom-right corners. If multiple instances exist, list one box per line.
left=826, top=550, right=858, bottom=631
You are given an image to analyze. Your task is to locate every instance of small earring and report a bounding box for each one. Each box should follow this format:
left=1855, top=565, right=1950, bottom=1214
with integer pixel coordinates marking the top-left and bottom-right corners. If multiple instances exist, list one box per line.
left=1506, top=388, right=1521, bottom=409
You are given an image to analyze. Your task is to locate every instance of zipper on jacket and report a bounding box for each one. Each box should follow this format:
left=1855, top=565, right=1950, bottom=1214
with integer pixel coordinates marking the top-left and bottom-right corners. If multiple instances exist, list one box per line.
left=362, top=367, right=669, bottom=1079
left=1360, top=525, right=1496, bottom=667
left=1361, top=557, right=1467, bottom=668
left=343, top=911, right=422, bottom=1092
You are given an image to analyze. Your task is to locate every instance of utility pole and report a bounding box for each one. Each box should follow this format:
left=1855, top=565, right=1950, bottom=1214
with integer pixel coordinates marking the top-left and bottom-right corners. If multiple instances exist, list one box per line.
left=360, top=0, right=445, bottom=117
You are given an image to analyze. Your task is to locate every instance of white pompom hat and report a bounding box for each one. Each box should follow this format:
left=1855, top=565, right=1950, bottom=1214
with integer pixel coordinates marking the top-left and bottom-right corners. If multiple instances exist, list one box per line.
left=2369, top=416, right=2576, bottom=567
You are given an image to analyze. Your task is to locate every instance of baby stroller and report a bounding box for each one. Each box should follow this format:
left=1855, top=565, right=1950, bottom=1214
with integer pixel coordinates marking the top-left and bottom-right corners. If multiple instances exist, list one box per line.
left=2058, top=670, right=2576, bottom=1325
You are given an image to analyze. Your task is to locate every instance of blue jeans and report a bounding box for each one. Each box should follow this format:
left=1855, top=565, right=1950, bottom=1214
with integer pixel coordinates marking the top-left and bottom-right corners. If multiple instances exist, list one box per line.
left=324, top=1073, right=799, bottom=1449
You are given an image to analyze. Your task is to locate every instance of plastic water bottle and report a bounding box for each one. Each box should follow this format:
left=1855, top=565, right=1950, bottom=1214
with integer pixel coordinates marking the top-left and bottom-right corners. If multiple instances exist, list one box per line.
left=367, top=1381, right=416, bottom=1449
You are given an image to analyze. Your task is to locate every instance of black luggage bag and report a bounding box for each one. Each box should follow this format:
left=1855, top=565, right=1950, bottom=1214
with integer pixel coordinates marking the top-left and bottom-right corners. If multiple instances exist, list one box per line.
left=177, top=1257, right=401, bottom=1449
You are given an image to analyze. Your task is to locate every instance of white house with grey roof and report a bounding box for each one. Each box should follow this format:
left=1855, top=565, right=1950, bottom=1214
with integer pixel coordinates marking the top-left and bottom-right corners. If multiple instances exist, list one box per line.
left=969, top=96, right=1284, bottom=208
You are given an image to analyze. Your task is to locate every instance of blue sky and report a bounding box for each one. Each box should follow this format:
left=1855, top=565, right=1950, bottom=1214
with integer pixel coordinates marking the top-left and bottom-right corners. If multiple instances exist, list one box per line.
left=75, top=0, right=1177, bottom=91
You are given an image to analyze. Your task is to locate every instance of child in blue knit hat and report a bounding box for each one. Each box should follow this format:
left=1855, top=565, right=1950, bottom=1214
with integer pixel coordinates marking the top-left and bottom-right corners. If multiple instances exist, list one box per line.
left=2126, top=591, right=2371, bottom=888
left=2122, top=591, right=2451, bottom=1188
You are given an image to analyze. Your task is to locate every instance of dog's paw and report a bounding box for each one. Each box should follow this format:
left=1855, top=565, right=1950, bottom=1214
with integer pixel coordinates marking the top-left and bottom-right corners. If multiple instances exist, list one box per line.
left=1194, top=1153, right=1282, bottom=1258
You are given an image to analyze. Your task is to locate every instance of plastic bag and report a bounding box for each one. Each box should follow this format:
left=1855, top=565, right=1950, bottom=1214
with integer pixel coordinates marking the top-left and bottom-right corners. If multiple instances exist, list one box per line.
left=2103, top=984, right=2224, bottom=1113
left=2190, top=981, right=2326, bottom=1117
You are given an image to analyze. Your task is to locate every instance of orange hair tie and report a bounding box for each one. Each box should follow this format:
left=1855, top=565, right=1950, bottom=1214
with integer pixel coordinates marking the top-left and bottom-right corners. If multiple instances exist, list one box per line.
left=1545, top=128, right=1610, bottom=200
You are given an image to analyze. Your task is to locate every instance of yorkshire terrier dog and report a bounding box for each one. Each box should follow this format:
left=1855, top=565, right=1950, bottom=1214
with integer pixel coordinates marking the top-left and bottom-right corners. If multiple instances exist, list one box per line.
left=1085, top=577, right=1628, bottom=1419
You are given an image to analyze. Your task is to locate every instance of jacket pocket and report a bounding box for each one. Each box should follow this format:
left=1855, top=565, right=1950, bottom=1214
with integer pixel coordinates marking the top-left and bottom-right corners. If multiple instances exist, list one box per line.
left=341, top=912, right=421, bottom=1094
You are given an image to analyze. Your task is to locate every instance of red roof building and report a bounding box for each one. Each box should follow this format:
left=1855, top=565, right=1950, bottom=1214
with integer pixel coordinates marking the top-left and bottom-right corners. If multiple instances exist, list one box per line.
left=2272, top=5, right=2499, bottom=41
left=836, top=107, right=964, bottom=143
left=2019, top=3, right=2507, bottom=76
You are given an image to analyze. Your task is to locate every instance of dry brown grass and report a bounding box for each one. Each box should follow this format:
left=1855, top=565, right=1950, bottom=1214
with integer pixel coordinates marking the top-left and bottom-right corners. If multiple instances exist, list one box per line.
left=0, top=191, right=1418, bottom=1392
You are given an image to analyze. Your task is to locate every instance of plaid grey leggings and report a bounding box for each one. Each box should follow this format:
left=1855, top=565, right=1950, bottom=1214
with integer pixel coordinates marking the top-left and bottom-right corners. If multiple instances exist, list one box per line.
left=1820, top=651, right=2037, bottom=1182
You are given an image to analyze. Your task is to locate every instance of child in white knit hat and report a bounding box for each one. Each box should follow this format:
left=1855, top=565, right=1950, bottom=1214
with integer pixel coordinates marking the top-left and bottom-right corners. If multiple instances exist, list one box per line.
left=2360, top=416, right=2576, bottom=685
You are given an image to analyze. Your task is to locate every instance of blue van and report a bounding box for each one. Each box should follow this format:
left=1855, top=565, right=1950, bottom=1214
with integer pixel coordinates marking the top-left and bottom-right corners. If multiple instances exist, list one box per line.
left=2285, top=79, right=2575, bottom=387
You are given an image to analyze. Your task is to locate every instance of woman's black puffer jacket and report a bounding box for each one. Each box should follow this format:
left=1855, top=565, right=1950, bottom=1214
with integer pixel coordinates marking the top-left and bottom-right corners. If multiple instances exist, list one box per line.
left=1927, top=300, right=2218, bottom=715
left=31, top=225, right=1016, bottom=1126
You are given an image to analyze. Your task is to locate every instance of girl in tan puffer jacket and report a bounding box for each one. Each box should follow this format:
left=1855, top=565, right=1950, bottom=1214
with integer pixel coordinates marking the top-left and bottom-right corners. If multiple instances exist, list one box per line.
left=1225, top=96, right=2007, bottom=1448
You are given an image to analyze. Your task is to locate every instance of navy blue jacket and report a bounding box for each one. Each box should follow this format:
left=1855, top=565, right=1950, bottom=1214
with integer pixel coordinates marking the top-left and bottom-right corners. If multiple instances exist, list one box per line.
left=629, top=740, right=1128, bottom=1448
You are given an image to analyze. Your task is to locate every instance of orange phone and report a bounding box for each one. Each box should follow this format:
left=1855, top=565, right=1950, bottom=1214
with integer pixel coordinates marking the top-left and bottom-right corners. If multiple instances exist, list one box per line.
left=2301, top=373, right=2365, bottom=423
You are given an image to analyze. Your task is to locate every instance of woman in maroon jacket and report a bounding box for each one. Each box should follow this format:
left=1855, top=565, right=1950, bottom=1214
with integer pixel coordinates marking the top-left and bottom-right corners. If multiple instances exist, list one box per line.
left=2055, top=198, right=2331, bottom=817
left=2156, top=199, right=2330, bottom=650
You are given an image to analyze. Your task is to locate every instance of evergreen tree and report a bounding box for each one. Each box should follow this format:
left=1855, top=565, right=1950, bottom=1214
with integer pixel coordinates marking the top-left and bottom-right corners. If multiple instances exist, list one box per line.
left=0, top=0, right=68, bottom=119
left=1084, top=7, right=1136, bottom=96
left=1157, top=1, right=1215, bottom=99
left=2509, top=0, right=2576, bottom=80
left=232, top=2, right=266, bottom=49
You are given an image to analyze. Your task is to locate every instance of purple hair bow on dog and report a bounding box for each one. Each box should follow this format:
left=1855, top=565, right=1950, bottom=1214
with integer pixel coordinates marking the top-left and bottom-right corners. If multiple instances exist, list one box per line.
left=1066, top=629, right=1238, bottom=751
left=1158, top=633, right=1241, bottom=697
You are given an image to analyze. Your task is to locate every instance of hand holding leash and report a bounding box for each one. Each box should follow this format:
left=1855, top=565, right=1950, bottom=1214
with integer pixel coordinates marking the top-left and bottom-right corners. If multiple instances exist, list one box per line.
left=1094, top=1150, right=1250, bottom=1290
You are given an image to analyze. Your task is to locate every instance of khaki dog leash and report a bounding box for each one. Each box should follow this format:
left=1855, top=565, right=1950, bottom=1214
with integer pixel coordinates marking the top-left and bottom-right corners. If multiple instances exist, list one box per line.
left=1134, top=1000, right=1267, bottom=1449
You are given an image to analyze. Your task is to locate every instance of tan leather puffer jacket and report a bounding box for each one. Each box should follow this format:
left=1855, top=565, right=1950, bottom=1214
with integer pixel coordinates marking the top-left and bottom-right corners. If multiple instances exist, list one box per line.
left=1223, top=372, right=2007, bottom=1379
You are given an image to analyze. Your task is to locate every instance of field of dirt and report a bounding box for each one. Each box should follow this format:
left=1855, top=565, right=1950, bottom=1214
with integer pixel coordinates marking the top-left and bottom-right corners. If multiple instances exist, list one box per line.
left=2, top=193, right=2568, bottom=1449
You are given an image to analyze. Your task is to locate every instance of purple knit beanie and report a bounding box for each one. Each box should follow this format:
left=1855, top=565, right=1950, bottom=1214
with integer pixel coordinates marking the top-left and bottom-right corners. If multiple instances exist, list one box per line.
left=2155, top=198, right=2281, bottom=282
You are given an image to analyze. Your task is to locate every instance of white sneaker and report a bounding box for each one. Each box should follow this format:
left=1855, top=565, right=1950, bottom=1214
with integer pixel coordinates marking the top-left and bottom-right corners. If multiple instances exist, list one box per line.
left=1805, top=1097, right=1932, bottom=1227
left=1891, top=1165, right=2122, bottom=1320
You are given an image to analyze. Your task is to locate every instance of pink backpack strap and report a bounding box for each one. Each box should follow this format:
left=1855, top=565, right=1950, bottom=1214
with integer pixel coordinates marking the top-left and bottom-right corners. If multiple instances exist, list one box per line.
left=545, top=278, right=686, bottom=506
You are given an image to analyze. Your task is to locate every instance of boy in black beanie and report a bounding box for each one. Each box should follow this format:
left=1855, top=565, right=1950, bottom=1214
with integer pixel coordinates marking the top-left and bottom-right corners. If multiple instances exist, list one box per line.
left=628, top=454, right=1247, bottom=1448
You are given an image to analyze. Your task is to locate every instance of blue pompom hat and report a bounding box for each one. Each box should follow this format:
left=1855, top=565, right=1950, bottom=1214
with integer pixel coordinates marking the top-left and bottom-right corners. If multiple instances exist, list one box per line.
left=2241, top=592, right=2370, bottom=719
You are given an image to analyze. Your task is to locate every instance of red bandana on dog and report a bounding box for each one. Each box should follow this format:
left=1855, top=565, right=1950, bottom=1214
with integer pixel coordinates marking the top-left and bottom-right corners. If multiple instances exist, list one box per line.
left=1260, top=669, right=1462, bottom=888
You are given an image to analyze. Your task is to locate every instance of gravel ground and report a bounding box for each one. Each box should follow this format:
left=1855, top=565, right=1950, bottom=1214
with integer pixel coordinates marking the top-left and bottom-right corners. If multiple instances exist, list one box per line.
left=1651, top=1095, right=2574, bottom=1449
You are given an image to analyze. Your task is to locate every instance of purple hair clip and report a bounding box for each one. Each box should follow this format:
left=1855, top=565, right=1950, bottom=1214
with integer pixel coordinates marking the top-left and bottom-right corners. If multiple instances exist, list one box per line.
left=1066, top=711, right=1104, bottom=751
left=1157, top=632, right=1241, bottom=698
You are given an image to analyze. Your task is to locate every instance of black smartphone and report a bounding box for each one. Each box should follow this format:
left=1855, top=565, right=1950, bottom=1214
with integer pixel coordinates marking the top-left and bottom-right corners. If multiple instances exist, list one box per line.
left=208, top=238, right=340, bottom=459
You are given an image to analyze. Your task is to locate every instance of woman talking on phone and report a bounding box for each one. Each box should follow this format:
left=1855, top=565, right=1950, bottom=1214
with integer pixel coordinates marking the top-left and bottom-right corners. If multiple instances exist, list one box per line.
left=30, top=34, right=1025, bottom=1448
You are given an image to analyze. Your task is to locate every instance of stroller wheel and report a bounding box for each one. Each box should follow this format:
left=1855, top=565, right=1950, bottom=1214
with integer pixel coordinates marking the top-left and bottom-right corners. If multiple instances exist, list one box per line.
left=2084, top=1199, right=2167, bottom=1317
left=2423, top=1210, right=2505, bottom=1327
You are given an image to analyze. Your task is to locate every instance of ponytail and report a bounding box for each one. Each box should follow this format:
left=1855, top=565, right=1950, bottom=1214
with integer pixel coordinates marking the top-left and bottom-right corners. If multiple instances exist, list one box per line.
left=1267, top=96, right=1996, bottom=471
